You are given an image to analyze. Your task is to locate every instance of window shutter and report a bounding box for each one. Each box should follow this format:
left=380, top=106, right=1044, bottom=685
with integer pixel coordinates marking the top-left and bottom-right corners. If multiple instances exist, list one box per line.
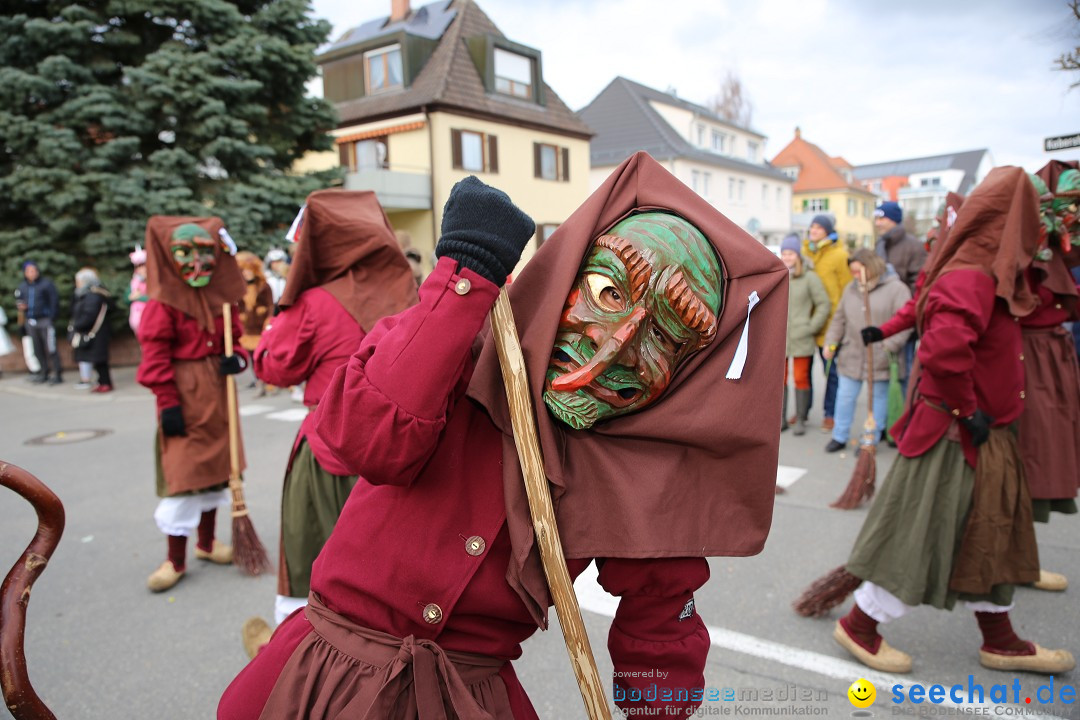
left=560, top=147, right=569, bottom=181
left=451, top=129, right=463, bottom=170
left=487, top=135, right=499, bottom=173
left=533, top=142, right=542, bottom=179
left=339, top=142, right=350, bottom=169
left=801, top=199, right=808, bottom=211
left=823, top=198, right=829, bottom=210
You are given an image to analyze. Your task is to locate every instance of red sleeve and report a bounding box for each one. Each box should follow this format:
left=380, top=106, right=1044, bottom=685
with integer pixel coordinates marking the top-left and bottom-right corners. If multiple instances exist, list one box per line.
left=310, top=258, right=499, bottom=485
left=599, top=557, right=711, bottom=718
left=253, top=296, right=319, bottom=389
left=917, top=270, right=995, bottom=418
left=135, top=300, right=180, bottom=412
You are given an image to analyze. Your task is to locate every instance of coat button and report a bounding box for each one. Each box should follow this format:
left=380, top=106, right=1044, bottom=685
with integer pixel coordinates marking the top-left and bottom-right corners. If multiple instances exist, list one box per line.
left=207, top=341, right=214, bottom=347
left=1019, top=353, right=1024, bottom=361
left=1056, top=303, right=1063, bottom=310
left=465, top=536, right=486, bottom=556
left=422, top=603, right=443, bottom=624
left=1020, top=391, right=1026, bottom=399
left=454, top=278, right=471, bottom=295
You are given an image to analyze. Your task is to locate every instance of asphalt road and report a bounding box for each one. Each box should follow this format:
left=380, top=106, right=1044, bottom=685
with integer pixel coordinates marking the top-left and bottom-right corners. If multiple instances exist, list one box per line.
left=1, top=365, right=1077, bottom=719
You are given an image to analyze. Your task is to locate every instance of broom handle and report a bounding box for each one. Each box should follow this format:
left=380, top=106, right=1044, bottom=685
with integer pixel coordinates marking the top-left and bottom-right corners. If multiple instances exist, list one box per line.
left=860, top=268, right=875, bottom=421
left=222, top=304, right=248, bottom=517
left=489, top=289, right=612, bottom=720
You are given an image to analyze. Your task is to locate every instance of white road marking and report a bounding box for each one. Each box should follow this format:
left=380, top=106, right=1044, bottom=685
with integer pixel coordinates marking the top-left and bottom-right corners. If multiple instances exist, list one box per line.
left=239, top=404, right=274, bottom=416
left=265, top=408, right=308, bottom=422
left=776, top=465, right=808, bottom=489
left=572, top=563, right=1064, bottom=718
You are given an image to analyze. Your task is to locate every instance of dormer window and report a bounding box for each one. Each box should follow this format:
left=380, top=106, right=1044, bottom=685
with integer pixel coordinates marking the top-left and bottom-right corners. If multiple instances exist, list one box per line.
left=365, top=44, right=403, bottom=93
left=494, top=47, right=532, bottom=99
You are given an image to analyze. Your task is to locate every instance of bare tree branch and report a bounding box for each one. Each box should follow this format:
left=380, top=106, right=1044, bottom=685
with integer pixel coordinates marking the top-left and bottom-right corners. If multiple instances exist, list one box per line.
left=708, top=70, right=754, bottom=127
left=1054, top=0, right=1080, bottom=88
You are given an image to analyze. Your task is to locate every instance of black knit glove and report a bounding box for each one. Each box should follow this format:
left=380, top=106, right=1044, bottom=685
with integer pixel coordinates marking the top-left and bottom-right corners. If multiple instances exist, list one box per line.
left=161, top=406, right=187, bottom=437
left=960, top=409, right=994, bottom=447
left=861, top=326, right=884, bottom=345
left=435, top=176, right=535, bottom=287
left=220, top=354, right=247, bottom=375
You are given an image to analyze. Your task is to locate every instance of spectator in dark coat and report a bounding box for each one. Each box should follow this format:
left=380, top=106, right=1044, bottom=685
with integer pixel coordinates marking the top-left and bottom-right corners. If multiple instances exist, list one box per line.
left=70, top=267, right=114, bottom=392
left=874, top=202, right=927, bottom=294
left=15, top=260, right=62, bottom=383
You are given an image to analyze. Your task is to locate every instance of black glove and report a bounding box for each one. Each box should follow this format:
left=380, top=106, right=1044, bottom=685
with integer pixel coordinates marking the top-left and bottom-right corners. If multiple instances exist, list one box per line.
left=161, top=406, right=187, bottom=437
left=960, top=409, right=994, bottom=447
left=861, top=326, right=884, bottom=345
left=220, top=354, right=247, bottom=375
left=435, top=176, right=535, bottom=287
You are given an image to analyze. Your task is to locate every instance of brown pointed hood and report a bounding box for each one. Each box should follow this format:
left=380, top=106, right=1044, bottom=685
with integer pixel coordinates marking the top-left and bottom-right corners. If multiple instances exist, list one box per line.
left=466, top=152, right=789, bottom=624
left=144, top=216, right=245, bottom=332
left=280, top=190, right=418, bottom=331
left=916, top=167, right=1041, bottom=330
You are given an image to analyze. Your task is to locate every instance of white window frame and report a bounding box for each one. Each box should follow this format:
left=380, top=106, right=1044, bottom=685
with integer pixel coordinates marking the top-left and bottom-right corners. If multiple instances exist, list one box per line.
left=494, top=47, right=533, bottom=99
left=364, top=44, right=403, bottom=94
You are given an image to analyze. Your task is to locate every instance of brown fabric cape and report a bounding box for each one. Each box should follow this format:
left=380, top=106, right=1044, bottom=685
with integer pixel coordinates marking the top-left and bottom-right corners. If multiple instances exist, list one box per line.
left=466, top=151, right=789, bottom=624
left=145, top=216, right=245, bottom=332
left=1032, top=159, right=1080, bottom=307
left=280, top=190, right=418, bottom=332
left=915, top=167, right=1041, bottom=331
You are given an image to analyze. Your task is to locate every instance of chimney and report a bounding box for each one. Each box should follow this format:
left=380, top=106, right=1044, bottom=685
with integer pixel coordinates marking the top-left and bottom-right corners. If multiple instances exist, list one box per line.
left=794, top=126, right=801, bottom=139
left=391, top=0, right=410, bottom=22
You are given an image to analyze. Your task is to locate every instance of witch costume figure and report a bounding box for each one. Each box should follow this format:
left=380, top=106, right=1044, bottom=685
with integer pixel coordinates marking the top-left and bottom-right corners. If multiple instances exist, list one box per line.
left=136, top=216, right=249, bottom=593
left=825, top=167, right=1075, bottom=675
left=218, top=152, right=787, bottom=719
left=242, top=190, right=418, bottom=652
left=1015, top=160, right=1080, bottom=592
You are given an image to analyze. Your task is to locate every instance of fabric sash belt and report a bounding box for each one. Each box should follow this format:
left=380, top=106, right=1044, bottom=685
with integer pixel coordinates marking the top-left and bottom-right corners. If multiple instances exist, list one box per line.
left=305, top=594, right=502, bottom=720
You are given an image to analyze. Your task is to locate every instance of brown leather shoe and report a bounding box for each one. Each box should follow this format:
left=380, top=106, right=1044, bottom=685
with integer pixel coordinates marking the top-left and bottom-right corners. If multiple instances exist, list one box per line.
left=980, top=644, right=1075, bottom=674
left=147, top=561, right=185, bottom=592
left=820, top=417, right=835, bottom=433
left=1032, top=569, right=1068, bottom=592
left=194, top=540, right=234, bottom=565
left=834, top=620, right=912, bottom=673
left=242, top=617, right=273, bottom=660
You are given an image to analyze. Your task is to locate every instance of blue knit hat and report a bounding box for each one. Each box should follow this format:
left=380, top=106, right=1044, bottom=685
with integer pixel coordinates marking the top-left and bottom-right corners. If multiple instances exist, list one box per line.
left=875, top=201, right=902, bottom=224
left=780, top=233, right=802, bottom=255
left=810, top=214, right=835, bottom=236
left=21, top=260, right=38, bottom=270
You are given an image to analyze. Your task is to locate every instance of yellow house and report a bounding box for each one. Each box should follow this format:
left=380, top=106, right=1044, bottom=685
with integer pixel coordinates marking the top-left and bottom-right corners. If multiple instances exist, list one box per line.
left=305, top=0, right=592, bottom=273
left=770, top=129, right=878, bottom=248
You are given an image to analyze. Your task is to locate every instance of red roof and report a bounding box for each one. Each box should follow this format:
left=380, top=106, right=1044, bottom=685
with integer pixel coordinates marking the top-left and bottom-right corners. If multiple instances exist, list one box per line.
left=771, top=131, right=873, bottom=195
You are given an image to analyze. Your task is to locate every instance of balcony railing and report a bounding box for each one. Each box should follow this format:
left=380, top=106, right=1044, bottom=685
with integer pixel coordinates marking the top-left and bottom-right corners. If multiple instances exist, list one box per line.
left=343, top=162, right=431, bottom=211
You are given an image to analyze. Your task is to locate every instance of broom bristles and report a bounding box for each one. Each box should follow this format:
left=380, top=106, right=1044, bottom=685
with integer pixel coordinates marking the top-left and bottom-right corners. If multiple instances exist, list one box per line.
left=830, top=446, right=876, bottom=509
left=232, top=515, right=271, bottom=576
left=792, top=565, right=862, bottom=618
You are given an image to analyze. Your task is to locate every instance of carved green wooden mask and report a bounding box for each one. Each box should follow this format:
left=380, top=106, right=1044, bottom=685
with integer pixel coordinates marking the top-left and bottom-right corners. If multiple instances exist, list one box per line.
left=170, top=223, right=218, bottom=288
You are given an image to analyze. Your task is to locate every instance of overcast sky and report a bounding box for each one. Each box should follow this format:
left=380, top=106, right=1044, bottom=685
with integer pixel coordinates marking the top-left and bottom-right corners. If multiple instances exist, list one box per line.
left=309, top=0, right=1080, bottom=172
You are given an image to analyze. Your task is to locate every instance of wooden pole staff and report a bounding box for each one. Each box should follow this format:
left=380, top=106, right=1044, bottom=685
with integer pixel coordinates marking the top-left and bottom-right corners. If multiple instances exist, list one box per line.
left=489, top=289, right=612, bottom=720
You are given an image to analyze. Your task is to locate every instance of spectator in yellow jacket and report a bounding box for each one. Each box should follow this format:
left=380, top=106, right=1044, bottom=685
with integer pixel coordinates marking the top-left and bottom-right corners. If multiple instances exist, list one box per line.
left=802, top=214, right=852, bottom=431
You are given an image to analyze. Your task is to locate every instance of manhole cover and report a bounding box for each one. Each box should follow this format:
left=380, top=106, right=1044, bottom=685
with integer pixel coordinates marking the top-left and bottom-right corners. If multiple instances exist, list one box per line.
left=25, top=429, right=112, bottom=446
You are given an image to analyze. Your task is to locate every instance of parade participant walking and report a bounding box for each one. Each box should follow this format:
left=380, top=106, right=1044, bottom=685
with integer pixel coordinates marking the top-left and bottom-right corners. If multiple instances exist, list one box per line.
left=15, top=260, right=63, bottom=384
left=219, top=152, right=787, bottom=720
left=69, top=268, right=114, bottom=393
left=781, top=233, right=830, bottom=435
left=241, top=190, right=418, bottom=655
left=814, top=167, right=1074, bottom=675
left=235, top=251, right=274, bottom=394
left=129, top=246, right=149, bottom=334
left=823, top=250, right=911, bottom=453
left=1017, top=161, right=1080, bottom=592
left=136, top=217, right=249, bottom=593
left=804, top=214, right=851, bottom=432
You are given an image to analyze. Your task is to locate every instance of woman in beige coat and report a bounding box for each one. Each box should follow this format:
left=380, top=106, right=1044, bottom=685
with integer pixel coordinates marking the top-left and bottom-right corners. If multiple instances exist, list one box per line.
left=823, top=249, right=912, bottom=452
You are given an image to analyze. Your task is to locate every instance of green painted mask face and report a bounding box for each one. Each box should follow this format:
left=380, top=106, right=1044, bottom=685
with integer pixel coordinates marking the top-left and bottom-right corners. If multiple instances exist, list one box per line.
left=170, top=223, right=218, bottom=288
left=544, top=213, right=723, bottom=430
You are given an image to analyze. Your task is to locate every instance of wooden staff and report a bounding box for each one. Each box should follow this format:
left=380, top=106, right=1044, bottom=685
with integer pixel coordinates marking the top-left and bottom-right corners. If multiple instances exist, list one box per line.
left=489, top=289, right=612, bottom=720
left=223, top=303, right=271, bottom=575
left=1, top=461, right=65, bottom=720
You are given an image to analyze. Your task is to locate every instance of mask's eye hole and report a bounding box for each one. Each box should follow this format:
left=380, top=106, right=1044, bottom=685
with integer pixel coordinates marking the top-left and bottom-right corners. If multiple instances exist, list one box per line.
left=584, top=273, right=626, bottom=312
left=650, top=325, right=682, bottom=354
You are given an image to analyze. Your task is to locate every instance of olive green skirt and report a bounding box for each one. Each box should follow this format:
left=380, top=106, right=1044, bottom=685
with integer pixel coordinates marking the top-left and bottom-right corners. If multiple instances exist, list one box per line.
left=280, top=439, right=358, bottom=598
left=846, top=436, right=1013, bottom=610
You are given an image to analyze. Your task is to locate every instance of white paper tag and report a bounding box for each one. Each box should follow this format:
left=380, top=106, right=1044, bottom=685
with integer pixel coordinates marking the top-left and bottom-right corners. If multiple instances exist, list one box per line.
left=725, top=291, right=760, bottom=380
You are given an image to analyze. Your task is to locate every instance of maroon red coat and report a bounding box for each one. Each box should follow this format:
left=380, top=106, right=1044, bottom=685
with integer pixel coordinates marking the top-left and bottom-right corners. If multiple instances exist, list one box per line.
left=220, top=259, right=712, bottom=719
left=253, top=287, right=364, bottom=476
left=893, top=269, right=1026, bottom=467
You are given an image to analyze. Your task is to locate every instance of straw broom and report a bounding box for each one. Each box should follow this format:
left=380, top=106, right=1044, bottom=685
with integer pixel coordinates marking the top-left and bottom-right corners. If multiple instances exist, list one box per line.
left=830, top=266, right=877, bottom=510
left=223, top=303, right=271, bottom=575
left=489, top=289, right=612, bottom=720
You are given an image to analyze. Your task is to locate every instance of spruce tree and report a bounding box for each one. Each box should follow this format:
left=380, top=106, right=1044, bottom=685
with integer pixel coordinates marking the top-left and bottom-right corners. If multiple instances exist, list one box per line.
left=0, top=1, right=339, bottom=324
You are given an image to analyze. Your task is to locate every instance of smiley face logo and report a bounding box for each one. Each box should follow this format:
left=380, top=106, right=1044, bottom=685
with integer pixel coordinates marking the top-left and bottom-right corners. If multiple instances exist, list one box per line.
left=847, top=678, right=876, bottom=708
